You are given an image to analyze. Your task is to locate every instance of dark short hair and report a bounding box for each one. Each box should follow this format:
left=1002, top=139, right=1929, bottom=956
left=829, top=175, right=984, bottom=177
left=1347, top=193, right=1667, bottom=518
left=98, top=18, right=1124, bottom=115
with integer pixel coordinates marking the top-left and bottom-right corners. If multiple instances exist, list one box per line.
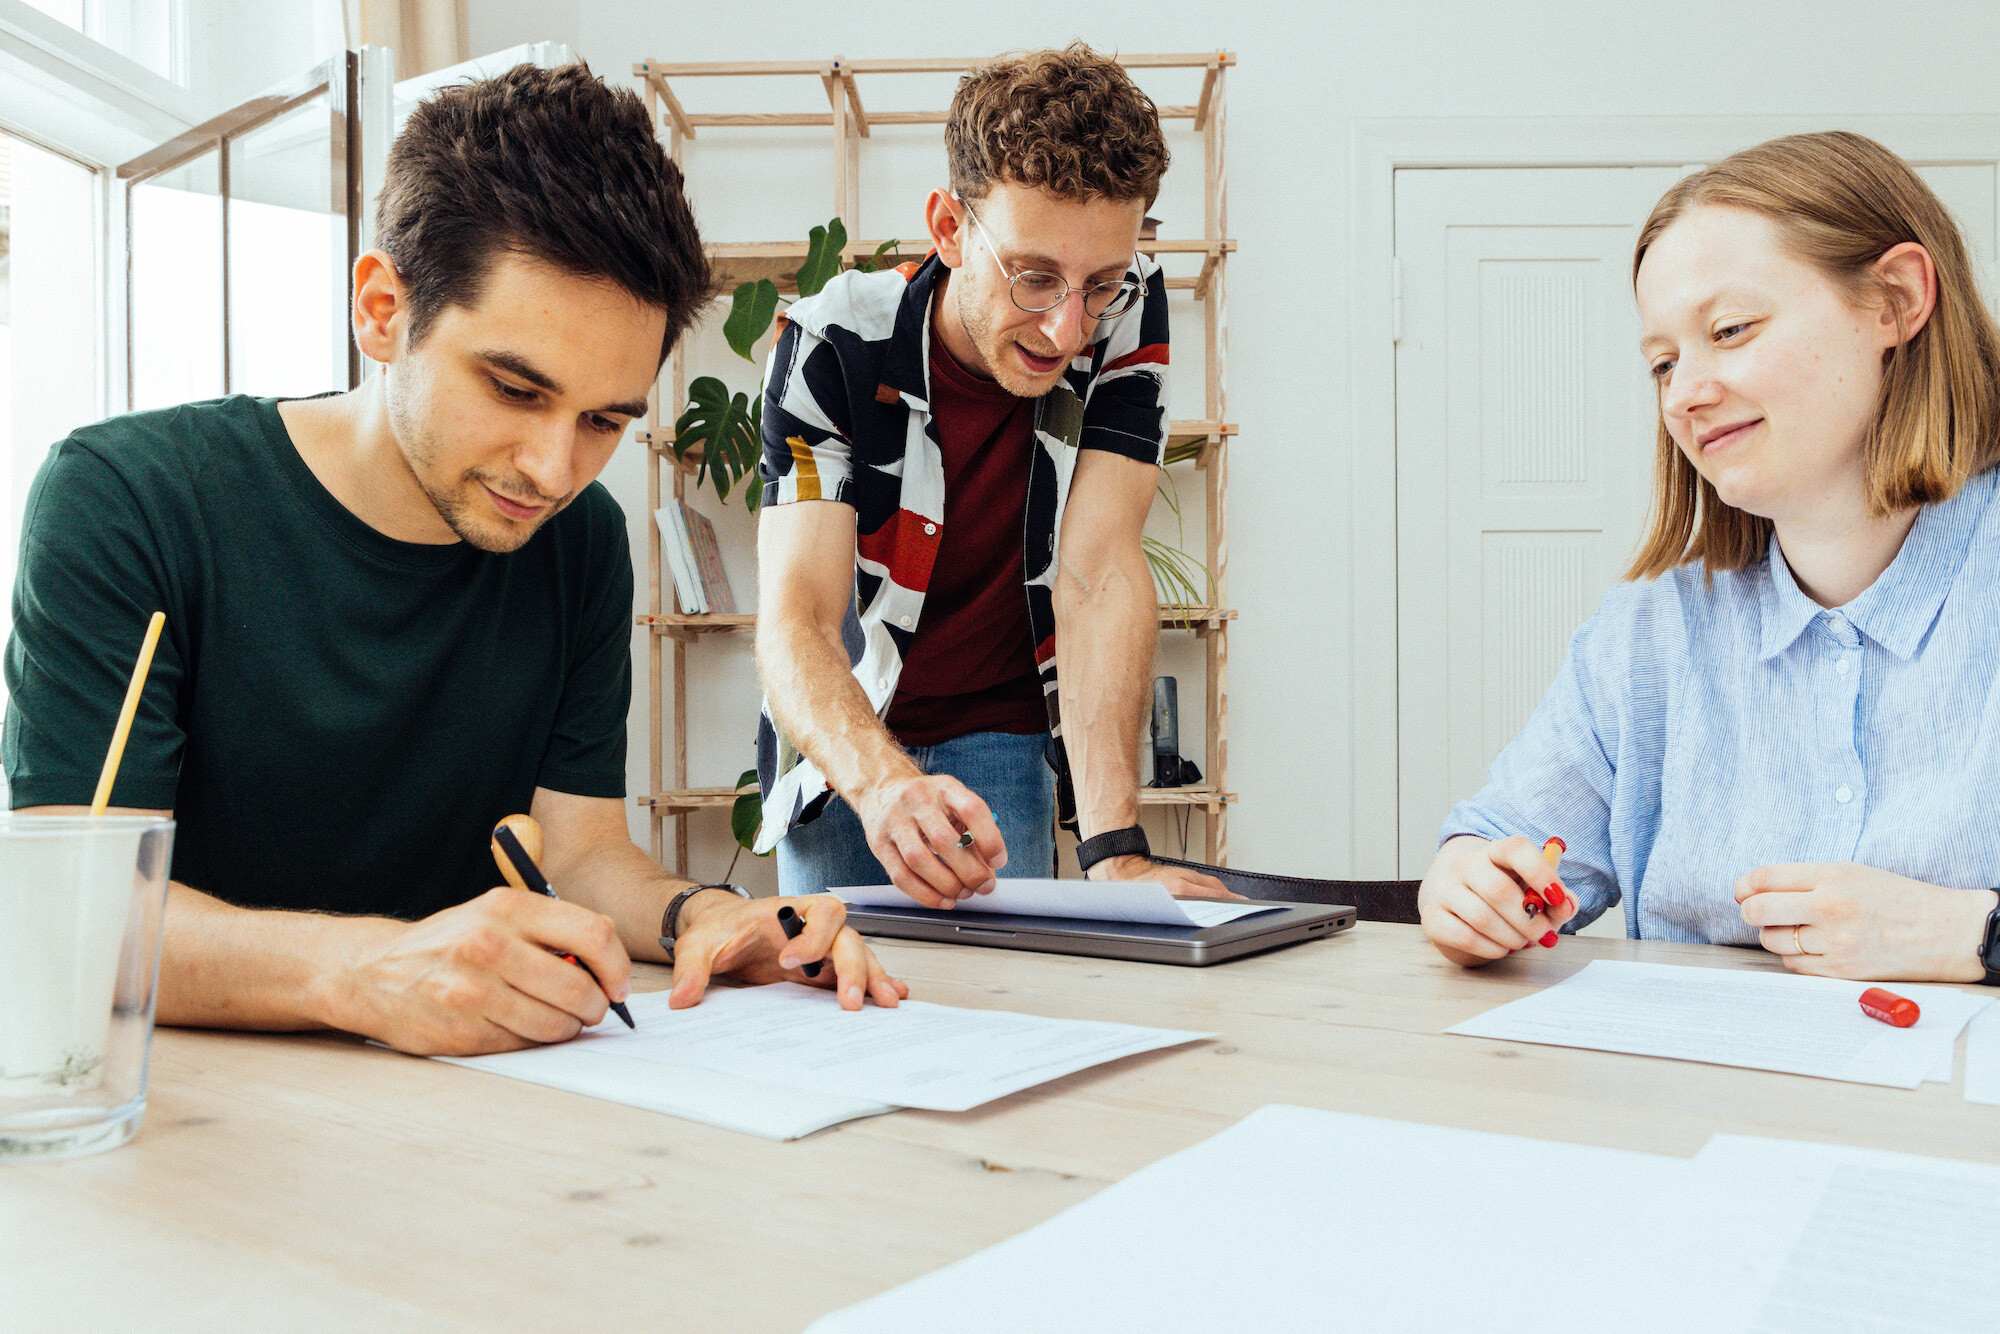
left=374, top=62, right=712, bottom=361
left=945, top=44, right=1169, bottom=209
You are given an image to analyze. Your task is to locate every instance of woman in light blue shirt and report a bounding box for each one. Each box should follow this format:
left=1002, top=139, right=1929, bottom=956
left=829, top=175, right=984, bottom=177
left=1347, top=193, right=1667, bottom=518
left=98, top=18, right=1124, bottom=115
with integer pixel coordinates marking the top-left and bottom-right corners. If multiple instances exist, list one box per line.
left=1421, top=132, right=2000, bottom=984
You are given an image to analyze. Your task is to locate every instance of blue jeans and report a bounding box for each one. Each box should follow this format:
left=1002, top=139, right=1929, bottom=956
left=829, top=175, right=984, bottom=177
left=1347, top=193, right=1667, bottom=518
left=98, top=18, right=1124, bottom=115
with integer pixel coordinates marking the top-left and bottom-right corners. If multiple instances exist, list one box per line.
left=776, top=730, right=1056, bottom=895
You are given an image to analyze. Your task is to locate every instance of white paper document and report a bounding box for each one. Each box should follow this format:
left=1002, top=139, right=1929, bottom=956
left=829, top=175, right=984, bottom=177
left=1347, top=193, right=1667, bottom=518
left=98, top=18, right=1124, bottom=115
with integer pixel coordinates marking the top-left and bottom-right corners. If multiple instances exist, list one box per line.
left=809, top=1106, right=1765, bottom=1334
left=574, top=983, right=1211, bottom=1112
left=811, top=1108, right=2000, bottom=1333
left=832, top=877, right=1284, bottom=928
left=1448, top=960, right=1991, bottom=1088
left=1964, top=1002, right=2000, bottom=1105
left=434, top=991, right=892, bottom=1141
left=1697, top=1135, right=2000, bottom=1332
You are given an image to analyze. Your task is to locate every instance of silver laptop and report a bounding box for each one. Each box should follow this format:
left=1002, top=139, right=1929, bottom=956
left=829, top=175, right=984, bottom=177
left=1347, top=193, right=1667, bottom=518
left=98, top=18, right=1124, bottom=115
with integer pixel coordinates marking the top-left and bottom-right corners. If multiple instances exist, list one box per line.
left=843, top=898, right=1356, bottom=966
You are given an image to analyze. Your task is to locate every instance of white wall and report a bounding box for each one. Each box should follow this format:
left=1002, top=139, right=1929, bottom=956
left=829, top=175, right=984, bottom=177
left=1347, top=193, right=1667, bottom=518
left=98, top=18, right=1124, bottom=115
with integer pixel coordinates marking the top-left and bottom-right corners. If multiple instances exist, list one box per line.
left=458, top=0, right=2000, bottom=886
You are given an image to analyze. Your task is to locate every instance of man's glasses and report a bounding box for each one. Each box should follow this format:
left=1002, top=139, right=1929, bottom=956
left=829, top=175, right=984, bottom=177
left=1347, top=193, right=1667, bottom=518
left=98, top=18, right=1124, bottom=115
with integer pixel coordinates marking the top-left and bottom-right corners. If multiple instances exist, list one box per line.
left=962, top=203, right=1142, bottom=321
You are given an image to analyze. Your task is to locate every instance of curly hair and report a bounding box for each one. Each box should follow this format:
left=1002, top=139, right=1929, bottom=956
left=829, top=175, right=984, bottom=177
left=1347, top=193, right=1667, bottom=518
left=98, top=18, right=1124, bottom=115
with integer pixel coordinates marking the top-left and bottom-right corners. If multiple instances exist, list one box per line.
left=375, top=62, right=712, bottom=363
left=945, top=43, right=1169, bottom=208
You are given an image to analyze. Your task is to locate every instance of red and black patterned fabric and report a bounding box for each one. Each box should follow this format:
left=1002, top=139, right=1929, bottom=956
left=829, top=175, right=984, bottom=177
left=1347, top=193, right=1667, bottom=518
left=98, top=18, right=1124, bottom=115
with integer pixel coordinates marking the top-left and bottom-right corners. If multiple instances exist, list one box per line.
left=752, top=252, right=1170, bottom=851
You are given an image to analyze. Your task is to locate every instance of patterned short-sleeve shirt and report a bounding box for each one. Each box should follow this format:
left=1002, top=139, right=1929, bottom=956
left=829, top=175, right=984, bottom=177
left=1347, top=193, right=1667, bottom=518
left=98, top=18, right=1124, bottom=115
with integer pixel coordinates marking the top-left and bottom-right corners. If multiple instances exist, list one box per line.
left=752, top=252, right=1170, bottom=852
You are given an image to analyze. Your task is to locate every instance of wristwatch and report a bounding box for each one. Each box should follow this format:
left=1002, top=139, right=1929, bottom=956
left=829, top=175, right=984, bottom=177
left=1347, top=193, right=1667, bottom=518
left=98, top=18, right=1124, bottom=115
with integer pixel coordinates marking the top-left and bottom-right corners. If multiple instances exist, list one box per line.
left=1077, top=825, right=1149, bottom=877
left=659, top=882, right=749, bottom=963
left=1978, top=890, right=2000, bottom=986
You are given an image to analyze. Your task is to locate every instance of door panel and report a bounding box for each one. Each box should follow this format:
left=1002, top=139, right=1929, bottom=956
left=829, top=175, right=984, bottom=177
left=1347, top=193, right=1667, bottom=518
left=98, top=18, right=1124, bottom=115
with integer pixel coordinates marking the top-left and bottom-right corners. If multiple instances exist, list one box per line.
left=1394, top=167, right=1681, bottom=885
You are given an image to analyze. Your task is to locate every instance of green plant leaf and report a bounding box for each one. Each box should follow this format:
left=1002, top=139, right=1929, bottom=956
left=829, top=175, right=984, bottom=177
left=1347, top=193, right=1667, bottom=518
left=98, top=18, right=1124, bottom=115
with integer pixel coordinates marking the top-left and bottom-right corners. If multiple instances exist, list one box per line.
left=731, top=769, right=765, bottom=853
left=674, top=376, right=761, bottom=503
left=795, top=217, right=849, bottom=297
left=1144, top=536, right=1211, bottom=625
left=854, top=237, right=903, bottom=273
left=722, top=278, right=780, bottom=361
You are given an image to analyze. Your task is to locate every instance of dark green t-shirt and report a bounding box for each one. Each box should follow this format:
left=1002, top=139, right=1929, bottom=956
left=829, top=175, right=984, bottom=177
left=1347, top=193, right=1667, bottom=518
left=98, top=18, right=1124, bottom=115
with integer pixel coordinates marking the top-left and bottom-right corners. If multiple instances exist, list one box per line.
left=3, top=395, right=633, bottom=919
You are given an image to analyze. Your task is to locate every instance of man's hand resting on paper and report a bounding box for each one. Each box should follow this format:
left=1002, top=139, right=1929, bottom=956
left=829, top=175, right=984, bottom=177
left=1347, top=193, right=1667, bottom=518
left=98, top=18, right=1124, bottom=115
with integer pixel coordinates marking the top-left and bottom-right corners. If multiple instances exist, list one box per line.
left=1418, top=834, right=1580, bottom=966
left=1088, top=853, right=1239, bottom=900
left=307, top=887, right=634, bottom=1057
left=1736, top=862, right=1998, bottom=982
left=852, top=769, right=1008, bottom=909
left=666, top=889, right=910, bottom=1012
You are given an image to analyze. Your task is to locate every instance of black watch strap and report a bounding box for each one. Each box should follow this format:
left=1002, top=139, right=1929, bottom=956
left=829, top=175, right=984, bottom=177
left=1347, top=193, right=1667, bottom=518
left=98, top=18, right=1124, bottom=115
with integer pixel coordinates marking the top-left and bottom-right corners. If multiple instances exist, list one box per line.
left=1978, top=890, right=2000, bottom=986
left=659, top=883, right=748, bottom=963
left=1076, top=825, right=1149, bottom=876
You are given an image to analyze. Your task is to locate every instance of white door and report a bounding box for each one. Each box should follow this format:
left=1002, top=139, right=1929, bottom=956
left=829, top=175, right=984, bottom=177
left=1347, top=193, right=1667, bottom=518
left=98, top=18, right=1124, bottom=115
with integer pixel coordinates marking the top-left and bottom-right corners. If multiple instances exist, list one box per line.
left=1393, top=162, right=2000, bottom=885
left=1394, top=167, right=1677, bottom=879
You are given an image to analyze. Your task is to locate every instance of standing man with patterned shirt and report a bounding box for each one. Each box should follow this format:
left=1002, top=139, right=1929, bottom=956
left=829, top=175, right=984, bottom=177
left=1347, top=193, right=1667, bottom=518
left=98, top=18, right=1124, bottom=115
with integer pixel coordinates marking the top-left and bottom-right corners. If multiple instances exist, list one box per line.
left=753, top=44, right=1228, bottom=906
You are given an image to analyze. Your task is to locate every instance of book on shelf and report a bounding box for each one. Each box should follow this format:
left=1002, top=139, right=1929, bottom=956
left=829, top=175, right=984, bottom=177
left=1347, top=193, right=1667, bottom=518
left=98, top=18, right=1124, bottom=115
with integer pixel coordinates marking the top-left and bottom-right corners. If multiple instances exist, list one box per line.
left=652, top=501, right=739, bottom=616
left=679, top=501, right=738, bottom=615
left=654, top=504, right=704, bottom=613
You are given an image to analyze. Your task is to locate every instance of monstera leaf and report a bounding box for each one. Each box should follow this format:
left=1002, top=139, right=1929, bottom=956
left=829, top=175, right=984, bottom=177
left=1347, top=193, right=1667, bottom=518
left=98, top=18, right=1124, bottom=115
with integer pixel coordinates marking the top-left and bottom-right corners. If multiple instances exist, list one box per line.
left=794, top=217, right=848, bottom=297
left=722, top=278, right=780, bottom=361
left=674, top=377, right=763, bottom=508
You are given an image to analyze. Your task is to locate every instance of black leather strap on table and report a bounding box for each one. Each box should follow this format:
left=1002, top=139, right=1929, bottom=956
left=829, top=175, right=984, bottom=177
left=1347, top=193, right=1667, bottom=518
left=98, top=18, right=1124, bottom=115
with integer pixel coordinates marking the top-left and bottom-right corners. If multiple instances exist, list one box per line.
left=1150, top=855, right=1424, bottom=925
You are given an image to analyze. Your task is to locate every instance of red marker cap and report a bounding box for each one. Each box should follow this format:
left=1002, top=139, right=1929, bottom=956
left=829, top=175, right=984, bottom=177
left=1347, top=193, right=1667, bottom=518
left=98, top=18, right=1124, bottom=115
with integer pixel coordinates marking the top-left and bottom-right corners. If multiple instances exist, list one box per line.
left=1858, top=987, right=1920, bottom=1028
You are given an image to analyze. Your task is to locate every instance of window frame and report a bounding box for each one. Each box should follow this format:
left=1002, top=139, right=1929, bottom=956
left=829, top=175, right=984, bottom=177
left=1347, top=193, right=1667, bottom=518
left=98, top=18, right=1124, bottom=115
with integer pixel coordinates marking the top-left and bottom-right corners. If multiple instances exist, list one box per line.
left=116, top=51, right=360, bottom=406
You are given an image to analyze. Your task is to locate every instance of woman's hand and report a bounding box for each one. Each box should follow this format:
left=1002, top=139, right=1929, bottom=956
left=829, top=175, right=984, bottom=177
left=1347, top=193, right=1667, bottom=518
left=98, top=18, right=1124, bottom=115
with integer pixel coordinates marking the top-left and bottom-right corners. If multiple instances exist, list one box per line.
left=1735, top=863, right=1997, bottom=982
left=1419, top=835, right=1581, bottom=967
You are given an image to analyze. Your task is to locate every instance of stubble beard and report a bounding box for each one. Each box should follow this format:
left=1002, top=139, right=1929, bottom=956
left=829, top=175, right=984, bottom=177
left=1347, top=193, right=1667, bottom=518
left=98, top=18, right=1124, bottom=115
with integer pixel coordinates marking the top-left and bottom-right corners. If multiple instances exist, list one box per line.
left=956, top=280, right=1065, bottom=400
left=389, top=396, right=560, bottom=555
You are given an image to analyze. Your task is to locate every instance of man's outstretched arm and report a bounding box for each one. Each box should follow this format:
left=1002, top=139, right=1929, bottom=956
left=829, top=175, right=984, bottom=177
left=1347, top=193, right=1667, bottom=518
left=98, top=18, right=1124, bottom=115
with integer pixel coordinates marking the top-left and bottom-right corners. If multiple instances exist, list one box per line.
left=754, top=499, right=1004, bottom=907
left=21, top=803, right=630, bottom=1056
left=1051, top=451, right=1229, bottom=897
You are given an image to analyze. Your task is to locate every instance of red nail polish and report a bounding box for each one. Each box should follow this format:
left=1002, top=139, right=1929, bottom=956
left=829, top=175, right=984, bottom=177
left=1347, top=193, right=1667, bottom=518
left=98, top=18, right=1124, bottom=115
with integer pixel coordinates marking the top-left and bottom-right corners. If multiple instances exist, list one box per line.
left=1544, top=884, right=1566, bottom=909
left=1540, top=931, right=1558, bottom=948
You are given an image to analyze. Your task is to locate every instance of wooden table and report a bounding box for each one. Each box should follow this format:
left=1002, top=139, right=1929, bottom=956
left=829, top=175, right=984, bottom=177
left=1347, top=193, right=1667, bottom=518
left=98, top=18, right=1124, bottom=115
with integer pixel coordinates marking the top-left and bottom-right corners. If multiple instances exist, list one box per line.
left=8, top=926, right=1995, bottom=1332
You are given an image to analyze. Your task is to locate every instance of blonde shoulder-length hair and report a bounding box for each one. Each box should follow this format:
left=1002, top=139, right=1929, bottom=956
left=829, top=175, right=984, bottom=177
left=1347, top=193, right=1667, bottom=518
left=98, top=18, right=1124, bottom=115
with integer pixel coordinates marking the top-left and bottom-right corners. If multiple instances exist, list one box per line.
left=1627, top=130, right=2000, bottom=581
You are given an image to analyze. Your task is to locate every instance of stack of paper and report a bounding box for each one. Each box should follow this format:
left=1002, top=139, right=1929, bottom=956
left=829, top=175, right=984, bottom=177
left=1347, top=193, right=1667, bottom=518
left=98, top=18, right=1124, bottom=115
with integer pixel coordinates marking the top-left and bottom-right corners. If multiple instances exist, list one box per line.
left=435, top=984, right=1211, bottom=1139
left=810, top=1106, right=2000, bottom=1333
left=1447, top=960, right=1991, bottom=1088
left=833, top=878, right=1285, bottom=929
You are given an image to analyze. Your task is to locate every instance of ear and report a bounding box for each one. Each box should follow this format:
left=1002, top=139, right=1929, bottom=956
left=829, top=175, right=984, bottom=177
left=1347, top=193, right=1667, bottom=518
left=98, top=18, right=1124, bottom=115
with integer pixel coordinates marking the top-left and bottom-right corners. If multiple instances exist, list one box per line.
left=924, top=189, right=968, bottom=270
left=1871, top=241, right=1937, bottom=348
left=352, top=251, right=406, bottom=364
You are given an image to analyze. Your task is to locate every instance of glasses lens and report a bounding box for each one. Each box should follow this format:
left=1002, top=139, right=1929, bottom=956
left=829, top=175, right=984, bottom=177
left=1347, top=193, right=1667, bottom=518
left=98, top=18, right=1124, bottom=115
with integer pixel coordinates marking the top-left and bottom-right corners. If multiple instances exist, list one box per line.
left=1010, top=271, right=1067, bottom=313
left=1085, top=282, right=1141, bottom=320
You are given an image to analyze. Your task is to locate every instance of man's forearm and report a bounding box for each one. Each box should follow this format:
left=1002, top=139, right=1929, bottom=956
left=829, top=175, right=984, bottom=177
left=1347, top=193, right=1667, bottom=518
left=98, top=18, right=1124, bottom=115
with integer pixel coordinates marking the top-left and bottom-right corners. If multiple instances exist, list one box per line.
left=157, top=883, right=399, bottom=1031
left=757, top=612, right=921, bottom=801
left=540, top=834, right=694, bottom=964
left=1053, top=545, right=1156, bottom=840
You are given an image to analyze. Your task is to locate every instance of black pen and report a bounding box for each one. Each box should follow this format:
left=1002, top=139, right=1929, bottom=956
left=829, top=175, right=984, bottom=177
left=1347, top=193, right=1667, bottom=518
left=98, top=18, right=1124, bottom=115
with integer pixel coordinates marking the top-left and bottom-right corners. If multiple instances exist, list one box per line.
left=492, top=820, right=635, bottom=1029
left=776, top=905, right=825, bottom=978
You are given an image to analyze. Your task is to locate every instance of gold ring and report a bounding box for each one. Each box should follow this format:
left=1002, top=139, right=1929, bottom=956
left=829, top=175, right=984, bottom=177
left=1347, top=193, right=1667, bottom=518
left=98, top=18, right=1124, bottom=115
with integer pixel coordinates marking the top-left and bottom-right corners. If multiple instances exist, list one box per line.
left=1792, top=925, right=1804, bottom=955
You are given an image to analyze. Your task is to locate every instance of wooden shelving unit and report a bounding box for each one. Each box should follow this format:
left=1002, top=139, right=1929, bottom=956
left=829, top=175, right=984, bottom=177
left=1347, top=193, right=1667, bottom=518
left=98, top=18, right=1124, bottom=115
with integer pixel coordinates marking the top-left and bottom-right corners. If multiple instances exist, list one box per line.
left=634, top=52, right=1236, bottom=873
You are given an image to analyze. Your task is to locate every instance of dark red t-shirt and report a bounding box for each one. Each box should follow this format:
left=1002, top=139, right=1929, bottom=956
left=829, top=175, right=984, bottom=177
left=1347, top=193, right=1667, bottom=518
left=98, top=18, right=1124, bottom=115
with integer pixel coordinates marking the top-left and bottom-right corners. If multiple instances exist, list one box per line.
left=883, top=335, right=1046, bottom=747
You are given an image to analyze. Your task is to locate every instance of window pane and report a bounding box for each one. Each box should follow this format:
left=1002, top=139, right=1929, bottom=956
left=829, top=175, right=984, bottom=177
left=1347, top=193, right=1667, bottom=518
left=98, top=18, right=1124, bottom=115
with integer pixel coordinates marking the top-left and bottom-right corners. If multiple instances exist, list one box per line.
left=21, top=0, right=179, bottom=83
left=0, top=130, right=101, bottom=740
left=130, top=151, right=222, bottom=410
left=227, top=95, right=346, bottom=397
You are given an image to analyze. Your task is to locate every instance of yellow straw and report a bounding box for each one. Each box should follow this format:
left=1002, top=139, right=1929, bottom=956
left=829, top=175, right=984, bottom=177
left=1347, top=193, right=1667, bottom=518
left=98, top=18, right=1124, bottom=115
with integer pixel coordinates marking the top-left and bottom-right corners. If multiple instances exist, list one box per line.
left=90, top=611, right=165, bottom=817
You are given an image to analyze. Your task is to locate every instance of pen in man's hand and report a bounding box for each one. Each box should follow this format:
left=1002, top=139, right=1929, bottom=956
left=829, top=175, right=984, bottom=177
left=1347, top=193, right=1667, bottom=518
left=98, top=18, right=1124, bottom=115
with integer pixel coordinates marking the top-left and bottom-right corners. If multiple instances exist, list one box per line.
left=492, top=817, right=635, bottom=1029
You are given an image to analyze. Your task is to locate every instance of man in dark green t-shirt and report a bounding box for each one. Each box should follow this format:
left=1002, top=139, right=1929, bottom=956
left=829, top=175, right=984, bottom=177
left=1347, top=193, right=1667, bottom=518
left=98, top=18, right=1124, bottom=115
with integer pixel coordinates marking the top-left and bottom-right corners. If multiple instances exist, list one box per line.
left=4, top=65, right=906, bottom=1057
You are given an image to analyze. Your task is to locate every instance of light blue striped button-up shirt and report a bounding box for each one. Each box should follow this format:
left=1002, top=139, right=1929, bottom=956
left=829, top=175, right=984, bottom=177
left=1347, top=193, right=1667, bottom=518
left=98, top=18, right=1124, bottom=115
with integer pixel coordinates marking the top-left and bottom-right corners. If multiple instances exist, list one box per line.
left=1444, top=466, right=2000, bottom=943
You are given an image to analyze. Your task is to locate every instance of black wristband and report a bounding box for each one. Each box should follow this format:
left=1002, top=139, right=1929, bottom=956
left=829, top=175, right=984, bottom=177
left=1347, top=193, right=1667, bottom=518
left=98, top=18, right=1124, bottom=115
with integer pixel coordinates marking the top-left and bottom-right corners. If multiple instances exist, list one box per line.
left=1077, top=825, right=1149, bottom=876
left=1978, top=890, right=2000, bottom=986
left=659, top=883, right=748, bottom=963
